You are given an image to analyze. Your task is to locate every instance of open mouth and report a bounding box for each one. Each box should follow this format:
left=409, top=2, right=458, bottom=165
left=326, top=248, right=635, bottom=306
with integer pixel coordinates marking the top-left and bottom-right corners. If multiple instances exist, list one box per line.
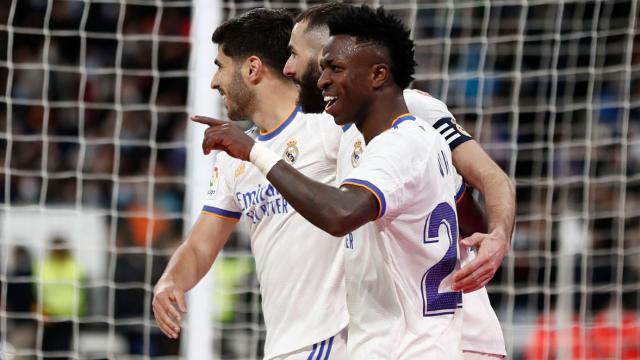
left=324, top=95, right=338, bottom=112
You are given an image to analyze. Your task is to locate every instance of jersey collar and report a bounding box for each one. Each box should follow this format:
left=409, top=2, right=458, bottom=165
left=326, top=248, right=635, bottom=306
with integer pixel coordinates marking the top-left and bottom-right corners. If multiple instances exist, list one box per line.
left=258, top=106, right=301, bottom=141
left=390, top=113, right=415, bottom=129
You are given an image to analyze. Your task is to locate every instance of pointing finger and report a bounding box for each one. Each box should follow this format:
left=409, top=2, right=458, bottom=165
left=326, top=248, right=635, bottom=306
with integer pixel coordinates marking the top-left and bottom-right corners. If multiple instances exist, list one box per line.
left=191, top=115, right=228, bottom=127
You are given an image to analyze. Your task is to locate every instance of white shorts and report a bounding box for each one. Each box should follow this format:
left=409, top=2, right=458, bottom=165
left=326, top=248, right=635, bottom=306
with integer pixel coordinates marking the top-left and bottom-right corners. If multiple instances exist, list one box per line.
left=271, top=327, right=348, bottom=360
left=463, top=350, right=506, bottom=359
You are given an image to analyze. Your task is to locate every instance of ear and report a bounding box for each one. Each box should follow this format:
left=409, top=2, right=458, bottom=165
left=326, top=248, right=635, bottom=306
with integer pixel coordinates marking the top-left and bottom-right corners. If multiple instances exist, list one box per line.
left=244, top=55, right=263, bottom=84
left=371, top=63, right=391, bottom=89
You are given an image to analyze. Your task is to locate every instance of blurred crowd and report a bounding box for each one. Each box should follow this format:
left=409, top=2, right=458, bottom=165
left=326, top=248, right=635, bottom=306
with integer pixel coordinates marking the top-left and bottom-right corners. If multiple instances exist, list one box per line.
left=1, top=0, right=639, bottom=359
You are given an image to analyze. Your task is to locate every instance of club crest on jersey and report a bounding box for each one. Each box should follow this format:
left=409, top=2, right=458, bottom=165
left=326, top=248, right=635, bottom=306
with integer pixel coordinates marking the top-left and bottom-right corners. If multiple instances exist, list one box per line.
left=283, top=139, right=299, bottom=164
left=352, top=140, right=363, bottom=168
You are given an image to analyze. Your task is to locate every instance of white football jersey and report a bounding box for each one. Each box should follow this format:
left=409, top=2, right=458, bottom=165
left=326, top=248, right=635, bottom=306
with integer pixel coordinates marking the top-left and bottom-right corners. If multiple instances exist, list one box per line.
left=203, top=107, right=348, bottom=359
left=337, top=114, right=464, bottom=359
left=404, top=89, right=507, bottom=356
left=339, top=93, right=506, bottom=356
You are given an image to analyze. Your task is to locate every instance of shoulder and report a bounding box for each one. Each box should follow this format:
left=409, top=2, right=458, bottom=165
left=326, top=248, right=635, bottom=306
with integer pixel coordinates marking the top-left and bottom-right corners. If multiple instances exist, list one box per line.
left=214, top=149, right=241, bottom=170
left=369, top=119, right=439, bottom=157
left=403, top=89, right=455, bottom=125
left=299, top=112, right=342, bottom=132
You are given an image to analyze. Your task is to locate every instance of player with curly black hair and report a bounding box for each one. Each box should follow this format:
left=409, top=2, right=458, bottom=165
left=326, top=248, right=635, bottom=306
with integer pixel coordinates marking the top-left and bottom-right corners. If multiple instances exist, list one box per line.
left=284, top=4, right=511, bottom=358
left=326, top=4, right=416, bottom=89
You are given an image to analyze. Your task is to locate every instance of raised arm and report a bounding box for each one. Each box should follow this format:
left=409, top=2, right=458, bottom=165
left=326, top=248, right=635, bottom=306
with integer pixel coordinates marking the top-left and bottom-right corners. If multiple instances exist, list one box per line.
left=192, top=115, right=378, bottom=237
left=451, top=140, right=516, bottom=293
left=152, top=213, right=236, bottom=339
left=266, top=160, right=378, bottom=236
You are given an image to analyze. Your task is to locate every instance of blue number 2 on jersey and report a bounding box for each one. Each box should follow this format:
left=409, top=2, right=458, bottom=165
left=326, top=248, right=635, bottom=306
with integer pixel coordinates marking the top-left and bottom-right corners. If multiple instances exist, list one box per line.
left=421, top=202, right=462, bottom=316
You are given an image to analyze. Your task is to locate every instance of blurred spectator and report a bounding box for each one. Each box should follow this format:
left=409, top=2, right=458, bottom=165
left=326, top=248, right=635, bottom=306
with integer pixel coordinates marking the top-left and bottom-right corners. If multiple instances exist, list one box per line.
left=7, top=246, right=36, bottom=357
left=34, top=237, right=85, bottom=359
left=114, top=230, right=178, bottom=356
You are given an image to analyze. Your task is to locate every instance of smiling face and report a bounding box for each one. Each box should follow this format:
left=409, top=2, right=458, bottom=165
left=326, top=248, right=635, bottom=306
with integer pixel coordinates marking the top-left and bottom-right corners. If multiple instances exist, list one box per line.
left=283, top=21, right=328, bottom=113
left=210, top=46, right=255, bottom=120
left=317, top=35, right=377, bottom=125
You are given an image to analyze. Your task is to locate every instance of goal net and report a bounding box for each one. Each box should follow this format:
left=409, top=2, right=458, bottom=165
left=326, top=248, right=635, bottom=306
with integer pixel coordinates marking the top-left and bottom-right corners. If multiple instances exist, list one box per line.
left=1, top=0, right=639, bottom=359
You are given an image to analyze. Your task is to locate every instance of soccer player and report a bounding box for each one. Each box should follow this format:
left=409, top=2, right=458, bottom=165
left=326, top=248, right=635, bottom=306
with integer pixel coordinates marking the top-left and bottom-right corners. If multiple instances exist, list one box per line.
left=152, top=9, right=349, bottom=359
left=194, top=5, right=468, bottom=358
left=282, top=3, right=512, bottom=359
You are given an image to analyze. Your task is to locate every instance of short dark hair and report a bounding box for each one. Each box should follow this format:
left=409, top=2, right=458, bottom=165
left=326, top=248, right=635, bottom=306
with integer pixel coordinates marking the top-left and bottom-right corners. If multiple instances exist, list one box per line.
left=295, top=2, right=350, bottom=31
left=212, top=8, right=293, bottom=77
left=327, top=5, right=416, bottom=89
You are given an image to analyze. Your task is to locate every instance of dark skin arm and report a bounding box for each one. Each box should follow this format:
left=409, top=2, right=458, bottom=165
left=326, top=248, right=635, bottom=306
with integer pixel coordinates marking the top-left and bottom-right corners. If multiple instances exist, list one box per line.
left=192, top=115, right=378, bottom=237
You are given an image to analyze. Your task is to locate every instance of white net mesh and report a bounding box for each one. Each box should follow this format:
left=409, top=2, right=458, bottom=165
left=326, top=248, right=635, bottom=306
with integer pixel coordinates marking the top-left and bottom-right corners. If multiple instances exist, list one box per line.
left=1, top=0, right=191, bottom=358
left=2, top=0, right=639, bottom=359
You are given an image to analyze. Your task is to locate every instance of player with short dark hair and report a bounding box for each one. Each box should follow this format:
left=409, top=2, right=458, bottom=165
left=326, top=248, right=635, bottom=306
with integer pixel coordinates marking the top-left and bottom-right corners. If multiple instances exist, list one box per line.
left=153, top=8, right=349, bottom=359
left=195, top=5, right=469, bottom=357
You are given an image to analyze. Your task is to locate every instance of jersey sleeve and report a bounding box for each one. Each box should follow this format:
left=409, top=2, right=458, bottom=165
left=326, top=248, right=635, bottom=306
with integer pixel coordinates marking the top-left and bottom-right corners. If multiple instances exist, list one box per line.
left=340, top=128, right=426, bottom=220
left=201, top=152, right=242, bottom=221
left=404, top=89, right=473, bottom=151
left=453, top=169, right=466, bottom=203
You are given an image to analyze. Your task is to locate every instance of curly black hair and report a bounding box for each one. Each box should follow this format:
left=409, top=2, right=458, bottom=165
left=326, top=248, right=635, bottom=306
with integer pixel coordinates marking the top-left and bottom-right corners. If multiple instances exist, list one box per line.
left=327, top=5, right=416, bottom=89
left=212, top=8, right=293, bottom=78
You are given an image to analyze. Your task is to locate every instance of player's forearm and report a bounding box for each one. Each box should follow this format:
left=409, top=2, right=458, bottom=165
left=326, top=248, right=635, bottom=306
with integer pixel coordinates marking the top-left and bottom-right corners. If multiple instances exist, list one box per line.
left=452, top=141, right=516, bottom=243
left=480, top=172, right=516, bottom=241
left=158, top=216, right=230, bottom=291
left=159, top=243, right=205, bottom=291
left=266, top=161, right=376, bottom=237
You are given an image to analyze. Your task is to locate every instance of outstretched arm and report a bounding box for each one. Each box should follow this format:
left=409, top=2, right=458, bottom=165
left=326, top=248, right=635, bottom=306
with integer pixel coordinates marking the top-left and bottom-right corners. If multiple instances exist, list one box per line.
left=192, top=115, right=378, bottom=237
left=451, top=140, right=516, bottom=293
left=152, top=213, right=235, bottom=339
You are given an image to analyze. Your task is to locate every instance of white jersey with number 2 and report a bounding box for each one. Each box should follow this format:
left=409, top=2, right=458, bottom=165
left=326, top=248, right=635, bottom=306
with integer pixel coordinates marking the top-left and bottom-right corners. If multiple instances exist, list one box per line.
left=338, top=114, right=464, bottom=359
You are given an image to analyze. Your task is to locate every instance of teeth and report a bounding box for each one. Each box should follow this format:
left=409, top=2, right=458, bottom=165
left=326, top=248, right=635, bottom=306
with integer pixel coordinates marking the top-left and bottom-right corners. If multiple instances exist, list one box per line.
left=324, top=96, right=337, bottom=102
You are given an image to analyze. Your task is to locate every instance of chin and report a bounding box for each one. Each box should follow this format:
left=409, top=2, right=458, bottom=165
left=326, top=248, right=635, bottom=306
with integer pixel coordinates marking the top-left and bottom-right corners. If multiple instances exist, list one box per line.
left=330, top=115, right=349, bottom=126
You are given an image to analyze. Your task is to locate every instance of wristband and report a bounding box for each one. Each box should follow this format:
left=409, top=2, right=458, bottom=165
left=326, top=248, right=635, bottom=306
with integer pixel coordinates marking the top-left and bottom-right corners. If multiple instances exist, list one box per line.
left=249, top=142, right=281, bottom=175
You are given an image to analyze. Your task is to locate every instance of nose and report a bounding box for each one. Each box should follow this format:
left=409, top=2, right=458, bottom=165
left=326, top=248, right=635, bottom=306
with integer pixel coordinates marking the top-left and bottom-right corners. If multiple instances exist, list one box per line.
left=317, top=69, right=331, bottom=91
left=210, top=72, right=220, bottom=90
left=283, top=55, right=295, bottom=78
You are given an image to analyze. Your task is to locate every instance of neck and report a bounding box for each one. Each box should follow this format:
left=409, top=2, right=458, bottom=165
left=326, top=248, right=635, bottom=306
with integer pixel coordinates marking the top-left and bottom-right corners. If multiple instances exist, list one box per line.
left=356, top=90, right=409, bottom=143
left=251, top=78, right=299, bottom=133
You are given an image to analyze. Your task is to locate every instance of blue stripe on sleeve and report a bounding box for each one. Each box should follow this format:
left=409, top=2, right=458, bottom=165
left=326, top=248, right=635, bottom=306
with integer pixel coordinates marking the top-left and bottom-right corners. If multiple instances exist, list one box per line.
left=454, top=182, right=466, bottom=202
left=341, top=178, right=387, bottom=219
left=202, top=205, right=242, bottom=220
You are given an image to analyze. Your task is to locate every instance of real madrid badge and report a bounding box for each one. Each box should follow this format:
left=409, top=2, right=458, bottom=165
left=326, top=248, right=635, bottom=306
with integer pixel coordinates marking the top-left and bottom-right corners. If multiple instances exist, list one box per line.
left=352, top=140, right=363, bottom=168
left=283, top=139, right=299, bottom=164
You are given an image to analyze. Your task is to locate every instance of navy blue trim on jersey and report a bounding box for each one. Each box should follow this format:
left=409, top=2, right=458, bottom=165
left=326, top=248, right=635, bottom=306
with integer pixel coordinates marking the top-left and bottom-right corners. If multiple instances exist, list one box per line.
left=342, top=178, right=387, bottom=219
left=257, top=106, right=300, bottom=141
left=341, top=123, right=352, bottom=132
left=315, top=340, right=326, bottom=359
left=391, top=114, right=416, bottom=129
left=306, top=336, right=335, bottom=360
left=202, top=205, right=242, bottom=220
left=324, top=336, right=334, bottom=359
left=454, top=183, right=466, bottom=203
left=433, top=117, right=473, bottom=151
